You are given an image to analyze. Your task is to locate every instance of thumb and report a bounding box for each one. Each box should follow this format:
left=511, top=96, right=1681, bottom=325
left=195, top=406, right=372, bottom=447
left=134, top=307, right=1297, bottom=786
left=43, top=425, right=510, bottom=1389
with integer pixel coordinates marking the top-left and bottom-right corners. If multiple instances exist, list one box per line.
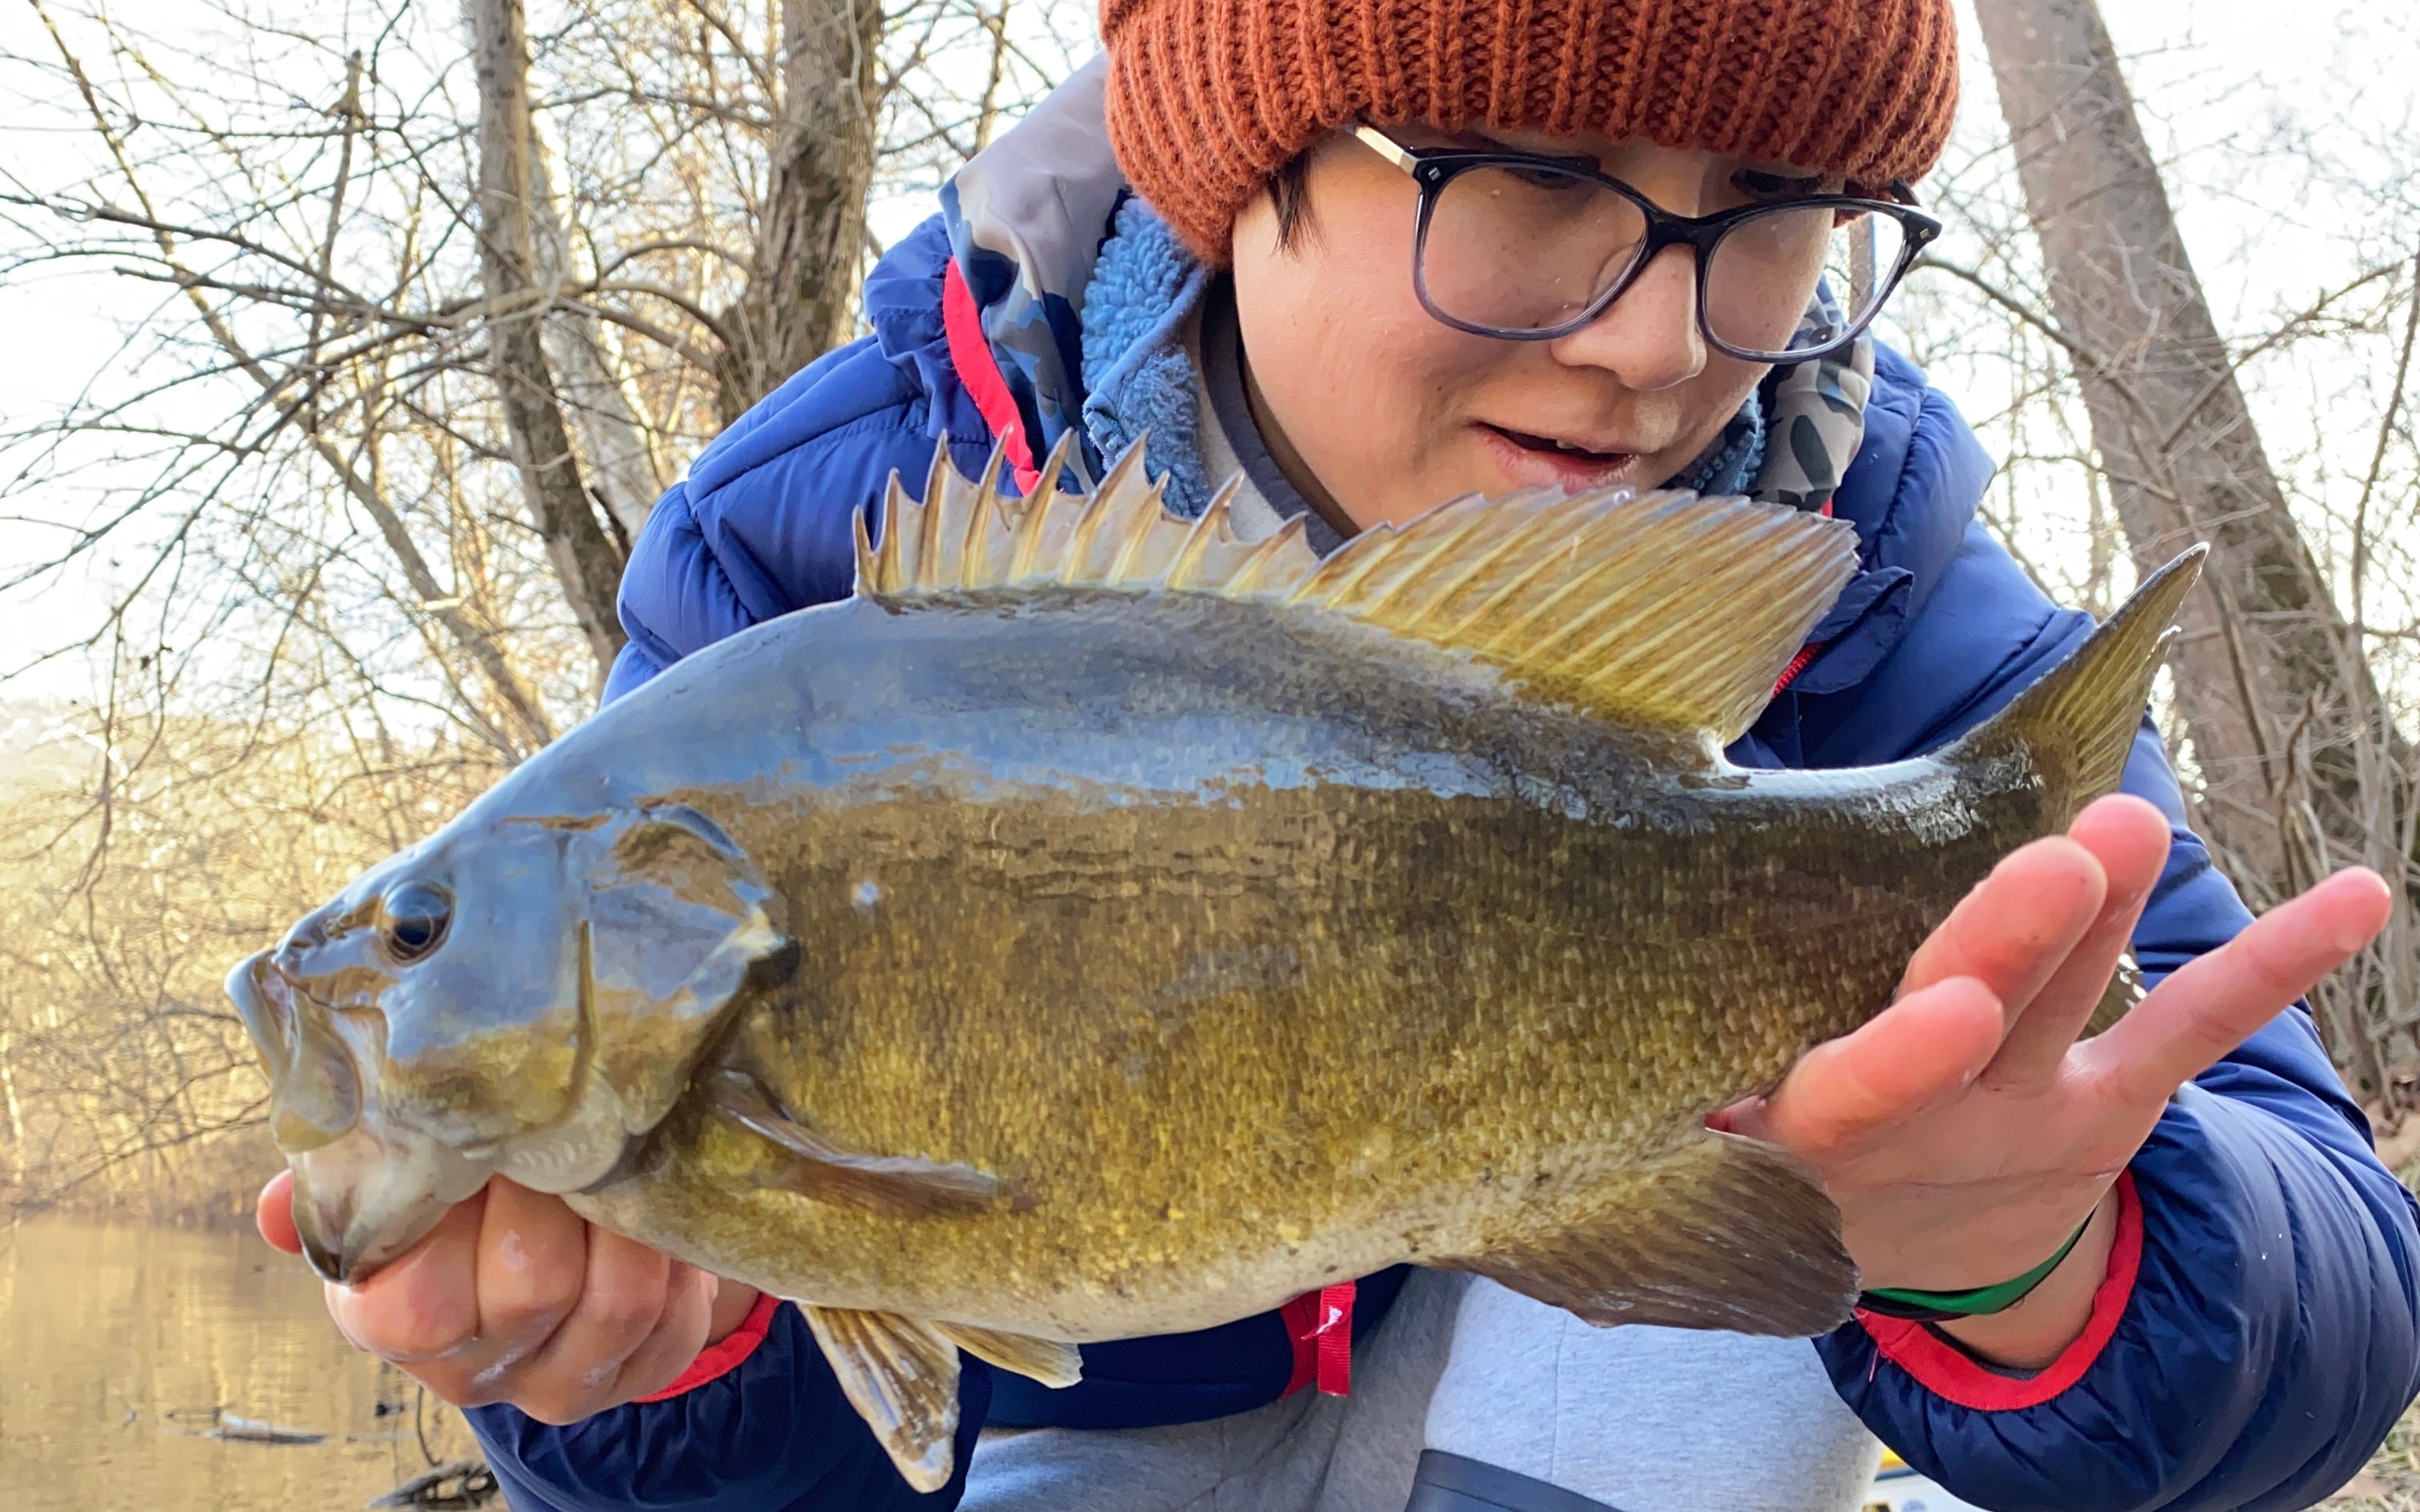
left=256, top=1169, right=302, bottom=1255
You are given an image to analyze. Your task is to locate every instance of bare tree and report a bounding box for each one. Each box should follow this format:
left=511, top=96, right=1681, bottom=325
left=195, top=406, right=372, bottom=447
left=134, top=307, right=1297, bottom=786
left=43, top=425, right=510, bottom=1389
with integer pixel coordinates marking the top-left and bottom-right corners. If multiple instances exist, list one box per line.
left=717, top=0, right=887, bottom=421
left=1972, top=0, right=2418, bottom=1097
left=3, top=0, right=1080, bottom=719
left=466, top=0, right=631, bottom=669
left=1973, top=0, right=2406, bottom=874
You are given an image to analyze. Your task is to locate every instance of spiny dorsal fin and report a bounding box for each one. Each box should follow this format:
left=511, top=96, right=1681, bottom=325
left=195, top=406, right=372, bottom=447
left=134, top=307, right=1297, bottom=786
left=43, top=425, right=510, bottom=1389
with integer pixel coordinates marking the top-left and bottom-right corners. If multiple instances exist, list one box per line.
left=855, top=440, right=1858, bottom=745
left=852, top=434, right=1321, bottom=599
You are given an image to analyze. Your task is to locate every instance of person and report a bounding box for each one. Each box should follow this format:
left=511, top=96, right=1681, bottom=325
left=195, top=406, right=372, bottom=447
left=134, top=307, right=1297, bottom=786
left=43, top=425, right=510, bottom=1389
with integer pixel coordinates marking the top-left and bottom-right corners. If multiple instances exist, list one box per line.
left=254, top=2, right=2420, bottom=1508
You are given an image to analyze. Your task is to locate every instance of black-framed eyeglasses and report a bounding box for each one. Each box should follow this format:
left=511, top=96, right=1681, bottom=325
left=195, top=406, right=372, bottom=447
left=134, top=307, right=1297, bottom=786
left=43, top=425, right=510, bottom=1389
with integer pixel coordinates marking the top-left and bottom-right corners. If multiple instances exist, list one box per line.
left=1352, top=126, right=1942, bottom=362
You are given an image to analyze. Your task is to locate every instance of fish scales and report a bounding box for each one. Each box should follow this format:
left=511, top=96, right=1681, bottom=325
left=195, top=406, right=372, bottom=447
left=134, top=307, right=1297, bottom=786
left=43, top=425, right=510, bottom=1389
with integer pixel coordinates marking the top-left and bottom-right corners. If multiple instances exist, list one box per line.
left=227, top=444, right=2203, bottom=1490
left=577, top=591, right=1963, bottom=1335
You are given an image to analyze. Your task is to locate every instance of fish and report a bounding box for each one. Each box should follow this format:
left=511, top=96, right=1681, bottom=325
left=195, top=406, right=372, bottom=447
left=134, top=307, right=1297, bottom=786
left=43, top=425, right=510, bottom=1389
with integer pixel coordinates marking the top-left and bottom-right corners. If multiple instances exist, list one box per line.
left=225, top=439, right=2202, bottom=1491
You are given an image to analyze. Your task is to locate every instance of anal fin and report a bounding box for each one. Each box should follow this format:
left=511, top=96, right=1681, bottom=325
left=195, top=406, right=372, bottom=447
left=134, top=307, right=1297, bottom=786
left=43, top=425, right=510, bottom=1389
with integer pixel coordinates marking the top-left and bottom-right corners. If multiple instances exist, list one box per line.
left=709, top=1070, right=1005, bottom=1219
left=801, top=1306, right=962, bottom=1493
left=1440, top=1131, right=1857, bottom=1336
left=932, top=1321, right=1084, bottom=1388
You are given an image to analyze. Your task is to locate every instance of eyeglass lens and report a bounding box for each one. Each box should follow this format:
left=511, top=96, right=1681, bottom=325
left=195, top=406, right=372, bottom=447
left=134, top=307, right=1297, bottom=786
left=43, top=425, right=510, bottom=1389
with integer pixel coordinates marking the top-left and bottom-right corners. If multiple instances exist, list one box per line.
left=1417, top=162, right=1911, bottom=357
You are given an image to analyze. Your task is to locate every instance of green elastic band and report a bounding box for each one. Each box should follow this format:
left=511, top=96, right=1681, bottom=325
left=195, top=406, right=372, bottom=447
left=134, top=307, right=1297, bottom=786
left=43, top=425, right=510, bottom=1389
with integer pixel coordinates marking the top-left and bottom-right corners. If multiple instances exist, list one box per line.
left=1862, top=1214, right=2095, bottom=1319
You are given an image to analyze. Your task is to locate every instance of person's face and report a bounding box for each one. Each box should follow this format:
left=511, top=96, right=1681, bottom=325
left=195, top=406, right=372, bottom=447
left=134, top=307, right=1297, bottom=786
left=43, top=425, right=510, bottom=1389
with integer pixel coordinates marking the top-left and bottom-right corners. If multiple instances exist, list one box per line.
left=1228, top=126, right=1848, bottom=531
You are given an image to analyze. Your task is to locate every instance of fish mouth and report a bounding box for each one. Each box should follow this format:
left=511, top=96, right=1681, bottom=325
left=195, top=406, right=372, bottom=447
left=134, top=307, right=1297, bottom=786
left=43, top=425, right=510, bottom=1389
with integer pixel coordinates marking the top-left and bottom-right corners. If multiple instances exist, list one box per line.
left=290, top=1122, right=489, bottom=1286
left=229, top=951, right=365, bottom=1155
left=226, top=951, right=291, bottom=1076
left=234, top=950, right=486, bottom=1282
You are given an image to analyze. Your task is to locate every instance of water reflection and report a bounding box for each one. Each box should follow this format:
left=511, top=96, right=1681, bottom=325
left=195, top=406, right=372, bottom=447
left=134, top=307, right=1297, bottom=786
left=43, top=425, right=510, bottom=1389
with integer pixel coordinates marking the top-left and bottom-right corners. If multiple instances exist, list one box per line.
left=0, top=1218, right=482, bottom=1510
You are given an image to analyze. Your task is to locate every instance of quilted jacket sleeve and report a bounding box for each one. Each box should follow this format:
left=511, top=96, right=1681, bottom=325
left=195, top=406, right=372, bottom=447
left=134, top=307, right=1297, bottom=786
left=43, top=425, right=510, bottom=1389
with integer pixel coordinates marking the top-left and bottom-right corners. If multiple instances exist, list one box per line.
left=1810, top=523, right=2420, bottom=1510
left=608, top=358, right=998, bottom=690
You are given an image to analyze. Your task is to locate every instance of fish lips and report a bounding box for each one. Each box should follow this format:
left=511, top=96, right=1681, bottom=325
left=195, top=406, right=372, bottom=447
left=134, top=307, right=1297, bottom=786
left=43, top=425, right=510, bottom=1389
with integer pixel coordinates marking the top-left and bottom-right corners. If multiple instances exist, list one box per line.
left=226, top=950, right=290, bottom=1078
left=290, top=1122, right=490, bottom=1286
left=228, top=950, right=366, bottom=1155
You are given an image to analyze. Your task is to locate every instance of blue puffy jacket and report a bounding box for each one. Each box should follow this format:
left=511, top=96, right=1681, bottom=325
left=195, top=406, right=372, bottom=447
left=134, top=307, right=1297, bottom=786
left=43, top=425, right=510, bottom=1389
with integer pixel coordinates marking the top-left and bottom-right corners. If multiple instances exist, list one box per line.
left=467, top=68, right=2420, bottom=1512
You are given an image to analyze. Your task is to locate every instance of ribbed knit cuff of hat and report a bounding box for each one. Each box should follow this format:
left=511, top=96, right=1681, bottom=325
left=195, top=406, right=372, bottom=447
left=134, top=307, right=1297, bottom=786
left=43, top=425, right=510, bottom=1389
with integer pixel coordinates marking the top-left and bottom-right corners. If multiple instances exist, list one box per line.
left=1102, top=0, right=1957, bottom=266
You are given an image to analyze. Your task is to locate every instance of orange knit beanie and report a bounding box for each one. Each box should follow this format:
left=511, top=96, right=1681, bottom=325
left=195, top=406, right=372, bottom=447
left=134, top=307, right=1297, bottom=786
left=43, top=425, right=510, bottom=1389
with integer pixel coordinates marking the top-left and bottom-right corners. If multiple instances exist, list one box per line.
left=1102, top=0, right=1959, bottom=263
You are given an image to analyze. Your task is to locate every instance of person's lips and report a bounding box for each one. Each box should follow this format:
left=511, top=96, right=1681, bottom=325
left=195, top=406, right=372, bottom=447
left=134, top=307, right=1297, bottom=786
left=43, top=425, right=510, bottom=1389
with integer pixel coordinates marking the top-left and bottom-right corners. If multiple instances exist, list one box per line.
left=1477, top=423, right=1647, bottom=493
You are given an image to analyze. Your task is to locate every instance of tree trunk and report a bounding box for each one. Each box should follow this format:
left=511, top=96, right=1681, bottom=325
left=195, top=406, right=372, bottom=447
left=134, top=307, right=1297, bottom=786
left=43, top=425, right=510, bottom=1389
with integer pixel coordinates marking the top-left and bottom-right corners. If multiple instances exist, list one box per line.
left=0, top=1025, right=23, bottom=1196
left=526, top=116, right=668, bottom=538
left=464, top=0, right=629, bottom=677
left=714, top=0, right=884, bottom=421
left=1975, top=0, right=2409, bottom=1094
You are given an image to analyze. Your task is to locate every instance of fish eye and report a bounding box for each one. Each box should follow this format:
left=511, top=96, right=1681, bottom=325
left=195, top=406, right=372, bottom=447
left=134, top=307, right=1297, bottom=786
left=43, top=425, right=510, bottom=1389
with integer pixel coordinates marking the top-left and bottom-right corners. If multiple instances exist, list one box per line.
left=379, top=881, right=453, bottom=965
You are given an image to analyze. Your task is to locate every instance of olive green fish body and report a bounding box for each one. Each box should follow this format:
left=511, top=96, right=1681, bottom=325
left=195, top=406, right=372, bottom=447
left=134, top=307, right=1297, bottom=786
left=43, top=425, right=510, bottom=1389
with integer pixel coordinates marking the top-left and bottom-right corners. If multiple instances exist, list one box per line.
left=559, top=590, right=2026, bottom=1336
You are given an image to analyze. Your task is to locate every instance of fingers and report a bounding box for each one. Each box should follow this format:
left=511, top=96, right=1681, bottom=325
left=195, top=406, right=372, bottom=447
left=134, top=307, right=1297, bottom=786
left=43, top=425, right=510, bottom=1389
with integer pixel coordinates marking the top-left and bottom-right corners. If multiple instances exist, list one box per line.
left=611, top=1264, right=720, bottom=1404
left=327, top=1183, right=493, bottom=1366
left=319, top=1174, right=715, bottom=1426
left=1741, top=974, right=2005, bottom=1154
left=257, top=1169, right=302, bottom=1255
left=2085, top=867, right=2392, bottom=1106
left=1984, top=796, right=2171, bottom=1089
left=459, top=1178, right=593, bottom=1390
left=510, top=1226, right=675, bottom=1422
left=1898, top=834, right=2106, bottom=1030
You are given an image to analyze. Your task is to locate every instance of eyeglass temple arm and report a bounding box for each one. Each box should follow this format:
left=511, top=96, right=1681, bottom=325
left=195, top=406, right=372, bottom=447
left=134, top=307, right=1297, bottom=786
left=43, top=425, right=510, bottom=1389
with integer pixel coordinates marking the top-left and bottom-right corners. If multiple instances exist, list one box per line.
left=1352, top=125, right=1420, bottom=175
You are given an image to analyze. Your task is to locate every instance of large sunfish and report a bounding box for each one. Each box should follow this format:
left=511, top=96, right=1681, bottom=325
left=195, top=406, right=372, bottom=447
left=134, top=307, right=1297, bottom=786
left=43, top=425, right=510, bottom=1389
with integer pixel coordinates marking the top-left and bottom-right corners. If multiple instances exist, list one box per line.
left=227, top=442, right=2201, bottom=1489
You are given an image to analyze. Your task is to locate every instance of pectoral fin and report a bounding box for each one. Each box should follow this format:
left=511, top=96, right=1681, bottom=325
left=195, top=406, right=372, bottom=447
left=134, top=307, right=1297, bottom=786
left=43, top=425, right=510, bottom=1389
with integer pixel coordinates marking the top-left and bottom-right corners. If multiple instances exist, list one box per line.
left=932, top=1322, right=1083, bottom=1388
left=801, top=1306, right=962, bottom=1493
left=709, top=1071, right=1005, bottom=1218
left=1442, top=1131, right=1857, bottom=1336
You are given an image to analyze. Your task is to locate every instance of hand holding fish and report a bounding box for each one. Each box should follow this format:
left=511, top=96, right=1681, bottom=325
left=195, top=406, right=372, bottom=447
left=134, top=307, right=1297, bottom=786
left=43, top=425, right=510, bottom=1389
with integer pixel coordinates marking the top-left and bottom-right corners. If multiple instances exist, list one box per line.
left=256, top=1170, right=760, bottom=1423
left=1721, top=792, right=2392, bottom=1369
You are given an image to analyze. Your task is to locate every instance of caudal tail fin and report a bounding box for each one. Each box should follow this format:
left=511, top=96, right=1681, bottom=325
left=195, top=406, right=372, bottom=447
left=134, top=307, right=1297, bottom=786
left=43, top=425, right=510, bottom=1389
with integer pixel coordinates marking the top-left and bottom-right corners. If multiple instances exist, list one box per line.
left=1950, top=548, right=2206, bottom=807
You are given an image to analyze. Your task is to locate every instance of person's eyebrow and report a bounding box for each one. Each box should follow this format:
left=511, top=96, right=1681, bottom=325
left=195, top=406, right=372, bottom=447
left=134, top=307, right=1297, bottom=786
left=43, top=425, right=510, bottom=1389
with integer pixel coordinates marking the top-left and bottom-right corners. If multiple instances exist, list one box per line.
left=1729, top=165, right=1849, bottom=205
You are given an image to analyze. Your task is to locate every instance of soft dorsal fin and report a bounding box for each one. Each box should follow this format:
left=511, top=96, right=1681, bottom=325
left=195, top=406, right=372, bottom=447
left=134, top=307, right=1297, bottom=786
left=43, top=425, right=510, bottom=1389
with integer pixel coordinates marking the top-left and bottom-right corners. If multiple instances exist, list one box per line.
left=855, top=440, right=1859, bottom=746
left=1290, top=487, right=1859, bottom=745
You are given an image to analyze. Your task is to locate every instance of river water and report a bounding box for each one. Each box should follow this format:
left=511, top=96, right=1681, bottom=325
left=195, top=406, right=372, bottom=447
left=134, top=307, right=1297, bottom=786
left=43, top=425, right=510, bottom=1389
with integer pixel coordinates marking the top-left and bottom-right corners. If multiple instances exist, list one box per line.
left=0, top=1217, right=485, bottom=1511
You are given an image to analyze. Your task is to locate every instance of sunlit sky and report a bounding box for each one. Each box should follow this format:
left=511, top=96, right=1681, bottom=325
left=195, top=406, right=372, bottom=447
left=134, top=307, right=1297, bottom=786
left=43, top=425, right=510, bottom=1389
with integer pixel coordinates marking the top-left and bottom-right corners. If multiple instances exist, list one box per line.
left=1, top=0, right=2414, bottom=710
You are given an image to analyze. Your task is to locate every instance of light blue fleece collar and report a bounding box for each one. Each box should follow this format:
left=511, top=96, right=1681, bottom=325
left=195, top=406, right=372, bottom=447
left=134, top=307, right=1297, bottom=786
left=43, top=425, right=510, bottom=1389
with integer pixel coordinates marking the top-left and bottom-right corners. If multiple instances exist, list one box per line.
left=1079, top=195, right=1219, bottom=516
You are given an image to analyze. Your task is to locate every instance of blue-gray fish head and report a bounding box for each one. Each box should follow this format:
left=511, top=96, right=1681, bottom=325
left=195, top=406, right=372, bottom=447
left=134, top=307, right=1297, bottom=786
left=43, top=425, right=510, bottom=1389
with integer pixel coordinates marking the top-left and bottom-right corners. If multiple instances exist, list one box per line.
left=226, top=802, right=794, bottom=1284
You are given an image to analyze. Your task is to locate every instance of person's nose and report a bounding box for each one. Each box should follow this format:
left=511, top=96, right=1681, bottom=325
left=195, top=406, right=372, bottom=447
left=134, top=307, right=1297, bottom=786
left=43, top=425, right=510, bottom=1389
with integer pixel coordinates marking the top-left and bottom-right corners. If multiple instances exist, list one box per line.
left=1545, top=244, right=1707, bottom=393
